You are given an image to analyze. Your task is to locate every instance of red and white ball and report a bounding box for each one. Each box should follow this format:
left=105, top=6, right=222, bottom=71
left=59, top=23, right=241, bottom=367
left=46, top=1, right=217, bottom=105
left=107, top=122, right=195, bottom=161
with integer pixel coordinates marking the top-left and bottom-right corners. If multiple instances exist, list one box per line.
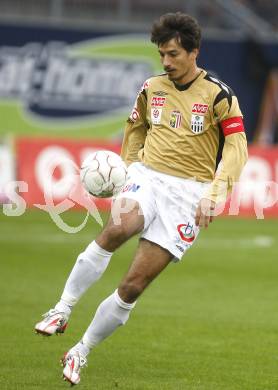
left=80, top=150, right=127, bottom=198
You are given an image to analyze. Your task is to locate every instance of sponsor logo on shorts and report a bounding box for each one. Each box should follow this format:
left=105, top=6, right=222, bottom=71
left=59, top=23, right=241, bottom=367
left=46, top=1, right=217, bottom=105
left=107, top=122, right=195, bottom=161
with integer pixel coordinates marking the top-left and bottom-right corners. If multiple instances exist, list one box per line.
left=191, top=114, right=204, bottom=134
left=122, top=183, right=141, bottom=193
left=175, top=244, right=185, bottom=253
left=151, top=97, right=166, bottom=107
left=151, top=108, right=162, bottom=124
left=192, top=103, right=209, bottom=114
left=169, top=110, right=182, bottom=128
left=177, top=223, right=195, bottom=243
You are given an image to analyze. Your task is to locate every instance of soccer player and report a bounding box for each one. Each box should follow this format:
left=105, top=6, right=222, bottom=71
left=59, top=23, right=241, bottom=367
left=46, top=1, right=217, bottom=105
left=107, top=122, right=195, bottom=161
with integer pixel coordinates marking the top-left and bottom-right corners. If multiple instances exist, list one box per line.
left=35, top=12, right=248, bottom=385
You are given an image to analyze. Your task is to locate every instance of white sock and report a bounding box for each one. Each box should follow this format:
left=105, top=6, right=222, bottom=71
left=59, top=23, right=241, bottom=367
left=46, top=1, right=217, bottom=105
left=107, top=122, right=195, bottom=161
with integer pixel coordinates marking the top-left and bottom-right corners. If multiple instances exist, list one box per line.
left=57, top=241, right=113, bottom=308
left=69, top=341, right=90, bottom=358
left=81, top=289, right=136, bottom=351
left=54, top=299, right=72, bottom=316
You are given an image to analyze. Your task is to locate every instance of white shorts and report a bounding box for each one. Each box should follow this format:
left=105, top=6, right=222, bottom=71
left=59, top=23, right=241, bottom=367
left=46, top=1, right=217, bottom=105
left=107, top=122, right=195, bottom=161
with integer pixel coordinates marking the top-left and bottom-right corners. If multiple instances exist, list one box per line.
left=116, top=162, right=210, bottom=260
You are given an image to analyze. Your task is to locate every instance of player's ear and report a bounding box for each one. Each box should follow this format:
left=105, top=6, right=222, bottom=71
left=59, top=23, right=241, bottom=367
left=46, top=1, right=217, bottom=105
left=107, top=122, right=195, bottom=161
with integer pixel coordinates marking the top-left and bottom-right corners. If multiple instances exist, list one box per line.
left=190, top=48, right=199, bottom=60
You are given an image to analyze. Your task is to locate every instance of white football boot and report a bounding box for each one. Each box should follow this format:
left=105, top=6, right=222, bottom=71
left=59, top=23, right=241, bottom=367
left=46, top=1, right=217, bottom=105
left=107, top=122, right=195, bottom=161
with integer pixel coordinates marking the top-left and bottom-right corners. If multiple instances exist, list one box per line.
left=61, top=350, right=87, bottom=385
left=35, top=309, right=68, bottom=336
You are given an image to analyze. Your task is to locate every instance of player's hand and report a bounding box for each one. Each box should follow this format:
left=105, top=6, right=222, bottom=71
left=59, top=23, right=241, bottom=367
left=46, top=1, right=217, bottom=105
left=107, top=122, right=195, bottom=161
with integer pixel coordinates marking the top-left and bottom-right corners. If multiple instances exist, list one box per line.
left=195, top=198, right=216, bottom=228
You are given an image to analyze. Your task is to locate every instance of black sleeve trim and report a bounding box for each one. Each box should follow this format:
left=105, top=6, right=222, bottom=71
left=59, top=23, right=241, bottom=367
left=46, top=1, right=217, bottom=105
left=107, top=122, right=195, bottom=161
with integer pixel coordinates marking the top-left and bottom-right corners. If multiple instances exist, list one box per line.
left=142, top=89, right=147, bottom=99
left=214, top=89, right=233, bottom=112
left=204, top=73, right=235, bottom=113
left=216, top=124, right=225, bottom=171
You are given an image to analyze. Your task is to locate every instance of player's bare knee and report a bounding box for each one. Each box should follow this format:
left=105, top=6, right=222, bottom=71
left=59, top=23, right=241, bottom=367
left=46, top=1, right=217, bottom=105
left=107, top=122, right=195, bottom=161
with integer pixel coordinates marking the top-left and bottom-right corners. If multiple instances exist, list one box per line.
left=97, top=224, right=129, bottom=252
left=111, top=198, right=141, bottom=226
left=118, top=279, right=145, bottom=303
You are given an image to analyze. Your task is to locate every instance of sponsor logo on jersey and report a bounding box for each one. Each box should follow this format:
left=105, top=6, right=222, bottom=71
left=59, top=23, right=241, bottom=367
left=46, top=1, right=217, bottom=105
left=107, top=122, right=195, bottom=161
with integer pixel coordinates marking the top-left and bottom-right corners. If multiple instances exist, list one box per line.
left=177, top=223, right=195, bottom=243
left=192, top=103, right=209, bottom=114
left=151, top=108, right=162, bottom=124
left=143, top=80, right=150, bottom=89
left=169, top=110, right=182, bottom=128
left=122, top=183, right=141, bottom=193
left=191, top=114, right=204, bottom=134
left=129, top=107, right=139, bottom=122
left=153, top=91, right=168, bottom=96
left=139, top=79, right=150, bottom=93
left=151, top=96, right=166, bottom=107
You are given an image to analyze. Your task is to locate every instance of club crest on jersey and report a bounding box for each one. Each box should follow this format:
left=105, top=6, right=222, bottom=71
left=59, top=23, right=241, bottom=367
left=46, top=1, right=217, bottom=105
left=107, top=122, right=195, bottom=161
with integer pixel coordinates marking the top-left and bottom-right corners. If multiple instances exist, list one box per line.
left=190, top=103, right=207, bottom=133
left=177, top=223, right=195, bottom=243
left=191, top=114, right=204, bottom=134
left=151, top=108, right=162, bottom=124
left=169, top=110, right=182, bottom=128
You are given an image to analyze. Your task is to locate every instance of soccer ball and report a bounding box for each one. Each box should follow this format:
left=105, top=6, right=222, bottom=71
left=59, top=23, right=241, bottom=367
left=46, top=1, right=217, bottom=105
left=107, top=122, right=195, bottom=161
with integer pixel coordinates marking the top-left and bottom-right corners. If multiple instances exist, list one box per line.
left=80, top=150, right=128, bottom=198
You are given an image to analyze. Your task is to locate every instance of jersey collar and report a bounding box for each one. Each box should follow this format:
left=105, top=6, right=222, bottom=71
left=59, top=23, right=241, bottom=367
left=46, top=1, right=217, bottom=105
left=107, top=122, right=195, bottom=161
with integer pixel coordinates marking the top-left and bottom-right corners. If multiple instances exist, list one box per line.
left=173, top=70, right=204, bottom=91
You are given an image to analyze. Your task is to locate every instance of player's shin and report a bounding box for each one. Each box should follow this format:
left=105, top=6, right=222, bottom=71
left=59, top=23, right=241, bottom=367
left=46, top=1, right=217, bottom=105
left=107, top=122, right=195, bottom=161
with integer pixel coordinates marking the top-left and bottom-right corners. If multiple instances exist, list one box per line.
left=56, top=241, right=113, bottom=312
left=80, top=289, right=136, bottom=352
left=62, top=290, right=134, bottom=383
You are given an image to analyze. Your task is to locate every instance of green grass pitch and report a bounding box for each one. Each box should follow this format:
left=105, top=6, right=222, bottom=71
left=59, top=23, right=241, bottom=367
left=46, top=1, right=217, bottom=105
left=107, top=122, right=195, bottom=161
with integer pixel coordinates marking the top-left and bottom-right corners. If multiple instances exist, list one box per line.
left=0, top=209, right=278, bottom=389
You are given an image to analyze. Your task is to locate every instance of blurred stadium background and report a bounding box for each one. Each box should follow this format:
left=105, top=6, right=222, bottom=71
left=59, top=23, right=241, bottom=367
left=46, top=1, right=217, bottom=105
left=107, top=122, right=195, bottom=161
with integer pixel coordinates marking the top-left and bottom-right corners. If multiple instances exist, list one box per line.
left=0, top=1, right=278, bottom=389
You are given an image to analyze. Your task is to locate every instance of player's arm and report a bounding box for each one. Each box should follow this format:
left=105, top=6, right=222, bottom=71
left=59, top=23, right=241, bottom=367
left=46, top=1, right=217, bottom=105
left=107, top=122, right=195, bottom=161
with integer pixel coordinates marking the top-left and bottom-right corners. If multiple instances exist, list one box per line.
left=196, top=91, right=248, bottom=228
left=121, top=85, right=149, bottom=166
left=196, top=130, right=247, bottom=227
left=204, top=128, right=248, bottom=203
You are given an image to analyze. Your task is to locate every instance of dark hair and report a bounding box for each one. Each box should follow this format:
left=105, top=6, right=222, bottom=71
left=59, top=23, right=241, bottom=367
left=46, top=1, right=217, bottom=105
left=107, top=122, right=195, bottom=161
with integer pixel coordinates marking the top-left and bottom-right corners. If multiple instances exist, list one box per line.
left=151, top=12, right=201, bottom=52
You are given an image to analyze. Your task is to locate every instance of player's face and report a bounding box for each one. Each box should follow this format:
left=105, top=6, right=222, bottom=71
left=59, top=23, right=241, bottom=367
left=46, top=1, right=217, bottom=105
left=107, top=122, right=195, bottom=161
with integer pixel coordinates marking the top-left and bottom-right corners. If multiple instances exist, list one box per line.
left=158, top=38, right=199, bottom=85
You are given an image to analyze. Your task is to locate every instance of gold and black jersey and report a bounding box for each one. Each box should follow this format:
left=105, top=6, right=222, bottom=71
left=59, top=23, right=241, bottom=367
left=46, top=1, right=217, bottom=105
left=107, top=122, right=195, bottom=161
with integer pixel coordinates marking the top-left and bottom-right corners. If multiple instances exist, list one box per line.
left=121, top=69, right=248, bottom=201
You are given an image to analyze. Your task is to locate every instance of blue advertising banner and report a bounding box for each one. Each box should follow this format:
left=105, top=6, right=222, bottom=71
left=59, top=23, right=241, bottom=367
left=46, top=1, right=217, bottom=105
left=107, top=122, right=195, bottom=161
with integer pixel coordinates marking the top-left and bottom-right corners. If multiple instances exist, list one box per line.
left=0, top=22, right=278, bottom=142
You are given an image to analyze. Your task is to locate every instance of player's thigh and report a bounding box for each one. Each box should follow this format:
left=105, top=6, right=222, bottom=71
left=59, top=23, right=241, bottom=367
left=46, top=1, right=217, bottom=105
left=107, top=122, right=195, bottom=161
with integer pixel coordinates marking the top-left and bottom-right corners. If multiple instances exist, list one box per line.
left=115, top=162, right=156, bottom=231
left=118, top=238, right=173, bottom=302
left=96, top=198, right=144, bottom=251
left=143, top=178, right=207, bottom=260
left=97, top=162, right=156, bottom=251
left=110, top=196, right=144, bottom=231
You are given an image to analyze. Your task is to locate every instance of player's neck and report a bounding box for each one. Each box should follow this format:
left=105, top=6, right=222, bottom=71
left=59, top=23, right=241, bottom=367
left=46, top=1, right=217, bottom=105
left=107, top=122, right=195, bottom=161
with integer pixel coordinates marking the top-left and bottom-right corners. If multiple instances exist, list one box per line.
left=175, top=66, right=202, bottom=86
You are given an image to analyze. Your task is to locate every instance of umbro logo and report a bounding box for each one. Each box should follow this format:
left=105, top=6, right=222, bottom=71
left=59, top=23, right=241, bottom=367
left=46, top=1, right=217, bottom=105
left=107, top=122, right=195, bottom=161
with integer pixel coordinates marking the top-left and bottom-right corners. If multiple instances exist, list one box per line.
left=153, top=91, right=168, bottom=96
left=226, top=122, right=240, bottom=128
